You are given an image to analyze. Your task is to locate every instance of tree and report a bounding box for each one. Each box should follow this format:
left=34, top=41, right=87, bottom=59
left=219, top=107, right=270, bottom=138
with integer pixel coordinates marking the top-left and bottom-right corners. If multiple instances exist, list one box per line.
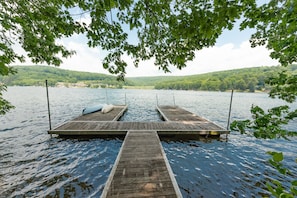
left=235, top=79, right=247, bottom=91
left=0, top=1, right=296, bottom=110
left=0, top=67, right=16, bottom=115
left=219, top=80, right=227, bottom=92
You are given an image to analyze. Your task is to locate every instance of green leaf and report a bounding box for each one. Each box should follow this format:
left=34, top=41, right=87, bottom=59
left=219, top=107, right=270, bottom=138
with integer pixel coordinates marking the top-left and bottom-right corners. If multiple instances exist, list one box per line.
left=273, top=152, right=284, bottom=163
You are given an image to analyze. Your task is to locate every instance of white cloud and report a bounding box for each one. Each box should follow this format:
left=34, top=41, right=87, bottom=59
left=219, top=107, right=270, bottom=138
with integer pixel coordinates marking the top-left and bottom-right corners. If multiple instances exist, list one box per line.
left=59, top=41, right=108, bottom=74
left=124, top=55, right=168, bottom=77
left=12, top=36, right=279, bottom=77
left=166, top=41, right=279, bottom=76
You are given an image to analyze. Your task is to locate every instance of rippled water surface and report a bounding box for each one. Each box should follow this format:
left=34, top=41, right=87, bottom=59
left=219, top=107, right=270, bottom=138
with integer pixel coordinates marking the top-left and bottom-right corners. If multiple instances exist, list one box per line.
left=0, top=87, right=296, bottom=197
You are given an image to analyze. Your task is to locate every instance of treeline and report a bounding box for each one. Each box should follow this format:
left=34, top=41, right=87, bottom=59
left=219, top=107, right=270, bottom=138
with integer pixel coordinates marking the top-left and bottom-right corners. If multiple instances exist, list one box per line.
left=1, top=66, right=133, bottom=88
left=154, top=65, right=297, bottom=92
left=2, top=65, right=296, bottom=91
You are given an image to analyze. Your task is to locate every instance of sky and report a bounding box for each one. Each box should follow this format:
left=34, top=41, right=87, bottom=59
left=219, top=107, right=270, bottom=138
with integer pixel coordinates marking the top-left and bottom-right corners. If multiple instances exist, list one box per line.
left=13, top=8, right=279, bottom=77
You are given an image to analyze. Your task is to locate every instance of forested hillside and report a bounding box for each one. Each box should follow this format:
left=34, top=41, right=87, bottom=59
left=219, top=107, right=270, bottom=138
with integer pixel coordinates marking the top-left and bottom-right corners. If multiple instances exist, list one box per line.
left=1, top=65, right=296, bottom=92
left=154, top=65, right=297, bottom=92
left=1, top=66, right=133, bottom=88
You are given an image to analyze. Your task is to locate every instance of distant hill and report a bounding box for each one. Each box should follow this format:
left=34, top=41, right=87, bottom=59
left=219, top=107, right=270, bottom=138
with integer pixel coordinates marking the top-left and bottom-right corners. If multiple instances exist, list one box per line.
left=1, top=66, right=133, bottom=88
left=126, top=76, right=185, bottom=86
left=1, top=65, right=296, bottom=92
left=153, top=65, right=297, bottom=92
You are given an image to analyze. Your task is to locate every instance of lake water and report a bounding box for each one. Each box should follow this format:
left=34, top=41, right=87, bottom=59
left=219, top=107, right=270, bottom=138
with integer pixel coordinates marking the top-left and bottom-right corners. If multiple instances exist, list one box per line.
left=0, top=87, right=296, bottom=197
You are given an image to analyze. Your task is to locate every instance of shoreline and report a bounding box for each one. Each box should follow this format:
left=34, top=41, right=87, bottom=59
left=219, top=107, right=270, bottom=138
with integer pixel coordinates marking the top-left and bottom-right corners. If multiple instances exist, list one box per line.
left=5, top=85, right=269, bottom=93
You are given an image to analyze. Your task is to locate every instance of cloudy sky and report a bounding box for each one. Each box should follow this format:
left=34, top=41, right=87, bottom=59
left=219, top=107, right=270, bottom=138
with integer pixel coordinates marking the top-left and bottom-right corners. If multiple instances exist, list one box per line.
left=13, top=13, right=279, bottom=77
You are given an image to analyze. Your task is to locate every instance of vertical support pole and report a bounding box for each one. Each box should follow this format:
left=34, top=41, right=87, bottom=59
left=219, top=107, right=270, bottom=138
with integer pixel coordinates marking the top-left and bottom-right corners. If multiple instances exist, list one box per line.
left=105, top=89, right=108, bottom=104
left=125, top=93, right=127, bottom=105
left=45, top=80, right=52, bottom=130
left=173, top=93, right=176, bottom=106
left=156, top=94, right=159, bottom=106
left=227, top=89, right=234, bottom=131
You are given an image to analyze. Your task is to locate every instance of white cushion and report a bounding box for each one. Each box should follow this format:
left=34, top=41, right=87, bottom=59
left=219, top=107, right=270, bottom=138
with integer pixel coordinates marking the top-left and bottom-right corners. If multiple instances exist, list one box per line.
left=101, top=104, right=114, bottom=114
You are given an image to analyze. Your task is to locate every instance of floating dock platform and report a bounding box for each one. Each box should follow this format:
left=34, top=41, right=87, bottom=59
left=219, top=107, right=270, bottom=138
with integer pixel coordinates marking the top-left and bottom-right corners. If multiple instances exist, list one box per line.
left=49, top=105, right=228, bottom=197
left=48, top=105, right=228, bottom=136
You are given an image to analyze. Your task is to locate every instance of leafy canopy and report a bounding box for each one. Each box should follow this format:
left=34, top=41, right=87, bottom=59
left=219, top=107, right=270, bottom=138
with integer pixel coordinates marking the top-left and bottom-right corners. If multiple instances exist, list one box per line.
left=1, top=0, right=297, bottom=77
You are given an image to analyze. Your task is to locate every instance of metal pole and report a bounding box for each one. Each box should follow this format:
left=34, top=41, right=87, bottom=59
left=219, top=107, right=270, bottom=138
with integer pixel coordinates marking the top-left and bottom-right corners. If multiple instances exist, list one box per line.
left=105, top=89, right=108, bottom=104
left=45, top=80, right=52, bottom=130
left=227, top=89, right=234, bottom=130
left=125, top=93, right=127, bottom=105
left=173, top=93, right=176, bottom=106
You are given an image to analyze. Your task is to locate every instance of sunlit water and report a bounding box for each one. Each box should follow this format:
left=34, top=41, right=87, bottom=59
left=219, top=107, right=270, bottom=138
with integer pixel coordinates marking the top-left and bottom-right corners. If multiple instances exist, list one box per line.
left=0, top=87, right=296, bottom=197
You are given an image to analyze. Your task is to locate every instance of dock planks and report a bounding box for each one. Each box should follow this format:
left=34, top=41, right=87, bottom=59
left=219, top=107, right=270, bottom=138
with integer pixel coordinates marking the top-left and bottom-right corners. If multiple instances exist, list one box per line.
left=101, top=130, right=182, bottom=198
left=49, top=121, right=227, bottom=136
left=156, top=105, right=208, bottom=122
left=49, top=105, right=229, bottom=197
left=49, top=105, right=228, bottom=136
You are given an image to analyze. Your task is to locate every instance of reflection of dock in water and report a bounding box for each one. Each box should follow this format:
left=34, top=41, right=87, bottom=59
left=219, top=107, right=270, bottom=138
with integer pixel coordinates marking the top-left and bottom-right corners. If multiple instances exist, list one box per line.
left=49, top=105, right=228, bottom=197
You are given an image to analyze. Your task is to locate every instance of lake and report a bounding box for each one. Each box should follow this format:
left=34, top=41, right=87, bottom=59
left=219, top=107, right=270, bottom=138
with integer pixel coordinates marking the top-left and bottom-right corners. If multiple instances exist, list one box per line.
left=0, top=87, right=296, bottom=197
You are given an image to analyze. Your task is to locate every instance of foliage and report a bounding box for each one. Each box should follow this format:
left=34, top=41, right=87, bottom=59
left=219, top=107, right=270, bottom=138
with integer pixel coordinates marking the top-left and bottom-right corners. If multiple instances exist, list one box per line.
left=127, top=76, right=184, bottom=87
left=267, top=71, right=297, bottom=103
left=0, top=66, right=16, bottom=114
left=231, top=105, right=297, bottom=139
left=3, top=65, right=297, bottom=91
left=265, top=152, right=297, bottom=198
left=0, top=66, right=132, bottom=88
left=0, top=0, right=249, bottom=78
left=1, top=0, right=297, bottom=77
left=241, top=0, right=297, bottom=66
left=0, top=83, right=14, bottom=115
left=155, top=65, right=297, bottom=92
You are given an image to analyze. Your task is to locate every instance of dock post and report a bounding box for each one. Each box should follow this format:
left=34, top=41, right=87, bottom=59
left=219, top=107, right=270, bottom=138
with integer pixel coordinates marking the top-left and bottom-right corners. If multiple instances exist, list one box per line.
left=45, top=80, right=52, bottom=131
left=125, top=93, right=127, bottom=105
left=105, top=89, right=108, bottom=104
left=226, top=89, right=234, bottom=133
left=173, top=93, right=176, bottom=106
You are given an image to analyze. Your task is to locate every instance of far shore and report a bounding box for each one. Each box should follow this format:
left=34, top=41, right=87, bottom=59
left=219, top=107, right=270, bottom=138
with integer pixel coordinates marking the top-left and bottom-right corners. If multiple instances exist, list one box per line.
left=6, top=85, right=269, bottom=93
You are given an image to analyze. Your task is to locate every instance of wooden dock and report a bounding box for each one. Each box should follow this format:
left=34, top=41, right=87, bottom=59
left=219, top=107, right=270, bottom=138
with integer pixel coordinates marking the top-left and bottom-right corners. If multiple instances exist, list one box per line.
left=101, top=131, right=182, bottom=197
left=156, top=105, right=209, bottom=122
left=49, top=105, right=229, bottom=197
left=49, top=105, right=228, bottom=136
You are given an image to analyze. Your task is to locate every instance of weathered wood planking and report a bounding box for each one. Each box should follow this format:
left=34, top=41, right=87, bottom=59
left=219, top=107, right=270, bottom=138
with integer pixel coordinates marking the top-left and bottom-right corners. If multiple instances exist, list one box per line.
left=157, top=105, right=209, bottom=122
left=49, top=105, right=229, bottom=136
left=101, top=131, right=182, bottom=198
left=48, top=121, right=228, bottom=136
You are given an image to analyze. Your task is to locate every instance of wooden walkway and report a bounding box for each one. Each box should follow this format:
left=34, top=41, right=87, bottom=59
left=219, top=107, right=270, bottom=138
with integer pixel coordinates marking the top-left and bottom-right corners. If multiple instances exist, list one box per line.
left=156, top=105, right=209, bottom=122
left=49, top=105, right=228, bottom=136
left=48, top=121, right=227, bottom=136
left=49, top=105, right=229, bottom=197
left=101, top=130, right=182, bottom=198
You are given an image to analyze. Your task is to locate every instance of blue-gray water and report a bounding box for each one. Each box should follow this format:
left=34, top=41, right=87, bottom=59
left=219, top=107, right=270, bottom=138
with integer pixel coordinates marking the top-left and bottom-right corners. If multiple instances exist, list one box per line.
left=0, top=87, right=296, bottom=197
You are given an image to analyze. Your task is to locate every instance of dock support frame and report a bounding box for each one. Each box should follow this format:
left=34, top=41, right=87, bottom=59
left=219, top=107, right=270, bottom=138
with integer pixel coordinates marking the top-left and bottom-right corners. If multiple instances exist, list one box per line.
left=45, top=80, right=52, bottom=131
